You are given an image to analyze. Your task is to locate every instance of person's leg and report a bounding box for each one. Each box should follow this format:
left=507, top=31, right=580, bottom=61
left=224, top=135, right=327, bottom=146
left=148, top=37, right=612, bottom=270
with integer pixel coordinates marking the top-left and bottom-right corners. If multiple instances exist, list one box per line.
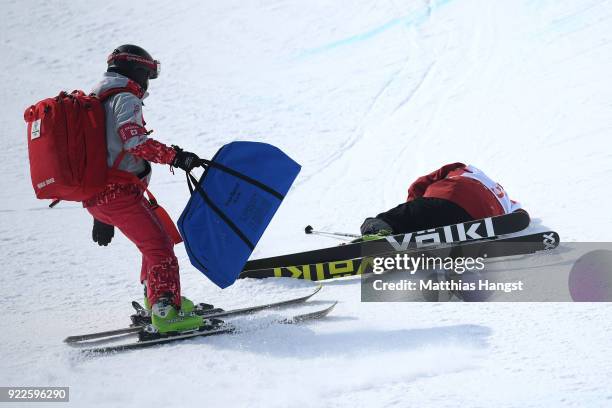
left=87, top=192, right=181, bottom=308
left=377, top=197, right=473, bottom=234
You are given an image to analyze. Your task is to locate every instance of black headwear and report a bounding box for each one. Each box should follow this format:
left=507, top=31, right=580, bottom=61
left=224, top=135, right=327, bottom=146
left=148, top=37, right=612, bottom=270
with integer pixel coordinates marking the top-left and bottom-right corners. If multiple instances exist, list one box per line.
left=107, top=44, right=160, bottom=91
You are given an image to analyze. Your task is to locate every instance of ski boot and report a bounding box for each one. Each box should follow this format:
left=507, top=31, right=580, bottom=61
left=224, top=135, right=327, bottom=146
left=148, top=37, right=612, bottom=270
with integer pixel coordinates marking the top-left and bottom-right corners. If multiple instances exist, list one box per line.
left=148, top=295, right=218, bottom=314
left=352, top=230, right=393, bottom=243
left=131, top=286, right=220, bottom=327
left=151, top=296, right=204, bottom=333
left=139, top=297, right=224, bottom=340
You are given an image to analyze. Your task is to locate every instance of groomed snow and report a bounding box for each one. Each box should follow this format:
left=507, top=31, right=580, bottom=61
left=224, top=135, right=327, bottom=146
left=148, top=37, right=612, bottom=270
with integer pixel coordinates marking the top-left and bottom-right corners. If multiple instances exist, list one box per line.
left=1, top=1, right=612, bottom=407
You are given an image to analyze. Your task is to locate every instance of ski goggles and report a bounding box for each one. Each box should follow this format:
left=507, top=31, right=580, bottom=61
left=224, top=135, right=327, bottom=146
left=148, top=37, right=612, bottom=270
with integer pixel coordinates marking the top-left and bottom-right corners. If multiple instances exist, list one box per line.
left=107, top=52, right=161, bottom=79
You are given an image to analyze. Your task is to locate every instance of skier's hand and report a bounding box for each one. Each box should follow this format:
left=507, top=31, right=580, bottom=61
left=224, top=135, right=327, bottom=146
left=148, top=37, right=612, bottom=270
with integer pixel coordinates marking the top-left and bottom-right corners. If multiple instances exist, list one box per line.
left=172, top=146, right=202, bottom=172
left=360, top=217, right=393, bottom=236
left=92, top=219, right=114, bottom=246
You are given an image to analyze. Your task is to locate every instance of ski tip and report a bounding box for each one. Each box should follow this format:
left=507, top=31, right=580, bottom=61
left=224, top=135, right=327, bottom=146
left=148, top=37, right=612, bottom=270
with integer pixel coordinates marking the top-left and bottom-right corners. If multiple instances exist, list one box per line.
left=292, top=301, right=338, bottom=322
left=312, top=300, right=338, bottom=317
left=317, top=301, right=337, bottom=316
left=305, top=225, right=313, bottom=234
left=305, top=283, right=323, bottom=299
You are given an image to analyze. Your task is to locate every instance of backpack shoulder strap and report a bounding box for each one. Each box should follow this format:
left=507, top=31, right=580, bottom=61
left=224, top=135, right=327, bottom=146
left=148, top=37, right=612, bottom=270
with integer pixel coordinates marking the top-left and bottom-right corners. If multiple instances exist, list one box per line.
left=95, top=80, right=145, bottom=170
left=95, top=80, right=144, bottom=102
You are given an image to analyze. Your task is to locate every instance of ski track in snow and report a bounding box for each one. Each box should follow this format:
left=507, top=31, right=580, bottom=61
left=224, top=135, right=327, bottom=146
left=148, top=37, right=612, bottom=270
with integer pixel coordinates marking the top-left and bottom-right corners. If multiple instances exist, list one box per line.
left=2, top=1, right=612, bottom=407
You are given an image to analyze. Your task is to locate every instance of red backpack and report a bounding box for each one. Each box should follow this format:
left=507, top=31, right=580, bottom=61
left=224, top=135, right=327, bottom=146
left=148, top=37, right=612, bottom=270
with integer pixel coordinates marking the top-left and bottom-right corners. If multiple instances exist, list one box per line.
left=24, top=88, right=183, bottom=245
left=24, top=88, right=136, bottom=203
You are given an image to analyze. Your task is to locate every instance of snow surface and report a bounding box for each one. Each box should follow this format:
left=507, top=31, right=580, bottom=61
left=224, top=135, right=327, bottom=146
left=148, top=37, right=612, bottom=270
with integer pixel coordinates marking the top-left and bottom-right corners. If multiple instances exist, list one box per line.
left=2, top=0, right=612, bottom=407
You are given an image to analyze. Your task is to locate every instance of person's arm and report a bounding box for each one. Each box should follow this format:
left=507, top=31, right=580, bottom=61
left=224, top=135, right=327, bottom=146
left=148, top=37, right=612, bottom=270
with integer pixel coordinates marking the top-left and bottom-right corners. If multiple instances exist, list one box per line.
left=113, top=94, right=200, bottom=171
left=124, top=134, right=200, bottom=171
left=125, top=136, right=176, bottom=164
left=407, top=162, right=466, bottom=201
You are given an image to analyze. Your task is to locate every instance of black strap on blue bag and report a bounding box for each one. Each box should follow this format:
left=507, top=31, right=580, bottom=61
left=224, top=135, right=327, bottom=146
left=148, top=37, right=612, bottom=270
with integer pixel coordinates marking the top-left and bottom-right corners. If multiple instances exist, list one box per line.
left=198, top=159, right=284, bottom=200
left=185, top=159, right=285, bottom=251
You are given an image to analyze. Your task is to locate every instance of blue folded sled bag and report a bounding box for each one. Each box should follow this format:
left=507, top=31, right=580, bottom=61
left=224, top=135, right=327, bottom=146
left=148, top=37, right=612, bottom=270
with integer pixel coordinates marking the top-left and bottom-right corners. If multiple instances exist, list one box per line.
left=177, top=141, right=301, bottom=288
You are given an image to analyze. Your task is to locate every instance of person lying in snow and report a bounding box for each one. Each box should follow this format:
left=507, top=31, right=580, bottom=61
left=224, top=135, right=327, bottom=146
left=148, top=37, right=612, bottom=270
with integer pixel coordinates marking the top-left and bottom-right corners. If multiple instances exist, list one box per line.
left=360, top=163, right=526, bottom=237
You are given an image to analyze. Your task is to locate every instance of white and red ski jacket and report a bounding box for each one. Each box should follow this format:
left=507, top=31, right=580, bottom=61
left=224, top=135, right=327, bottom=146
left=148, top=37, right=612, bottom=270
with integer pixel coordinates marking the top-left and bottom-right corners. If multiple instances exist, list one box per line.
left=407, top=163, right=522, bottom=219
left=85, top=72, right=177, bottom=206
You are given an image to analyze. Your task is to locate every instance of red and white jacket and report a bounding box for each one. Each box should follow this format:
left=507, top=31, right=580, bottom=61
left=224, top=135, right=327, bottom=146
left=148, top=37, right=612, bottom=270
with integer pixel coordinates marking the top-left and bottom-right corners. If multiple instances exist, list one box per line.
left=84, top=72, right=177, bottom=206
left=407, top=163, right=522, bottom=219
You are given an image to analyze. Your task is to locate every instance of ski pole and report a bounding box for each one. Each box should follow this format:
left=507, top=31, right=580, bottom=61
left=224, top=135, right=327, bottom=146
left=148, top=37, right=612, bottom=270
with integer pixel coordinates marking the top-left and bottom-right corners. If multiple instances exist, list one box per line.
left=304, top=225, right=361, bottom=239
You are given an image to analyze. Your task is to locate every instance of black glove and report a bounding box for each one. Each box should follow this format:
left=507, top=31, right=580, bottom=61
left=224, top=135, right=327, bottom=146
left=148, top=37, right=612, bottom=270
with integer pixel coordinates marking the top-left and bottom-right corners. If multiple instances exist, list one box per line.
left=172, top=146, right=201, bottom=172
left=92, top=219, right=114, bottom=246
left=360, top=217, right=393, bottom=235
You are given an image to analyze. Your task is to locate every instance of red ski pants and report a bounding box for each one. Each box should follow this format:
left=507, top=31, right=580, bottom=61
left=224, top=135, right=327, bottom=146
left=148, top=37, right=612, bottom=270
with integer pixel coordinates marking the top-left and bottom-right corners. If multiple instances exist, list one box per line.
left=87, top=190, right=181, bottom=307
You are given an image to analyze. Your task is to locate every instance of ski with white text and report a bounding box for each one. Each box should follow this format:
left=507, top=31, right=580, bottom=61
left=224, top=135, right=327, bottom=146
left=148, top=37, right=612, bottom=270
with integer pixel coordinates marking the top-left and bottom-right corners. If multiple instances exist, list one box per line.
left=239, top=230, right=559, bottom=281
left=243, top=211, right=530, bottom=271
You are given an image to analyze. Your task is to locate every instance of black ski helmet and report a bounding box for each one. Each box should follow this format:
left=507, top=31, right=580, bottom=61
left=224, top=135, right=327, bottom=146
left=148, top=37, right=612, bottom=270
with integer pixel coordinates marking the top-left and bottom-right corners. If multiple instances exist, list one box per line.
left=107, top=44, right=160, bottom=91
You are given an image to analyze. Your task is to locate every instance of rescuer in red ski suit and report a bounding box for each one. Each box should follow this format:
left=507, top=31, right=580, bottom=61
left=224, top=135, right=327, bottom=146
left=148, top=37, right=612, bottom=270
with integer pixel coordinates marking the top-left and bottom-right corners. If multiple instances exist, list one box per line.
left=85, top=45, right=201, bottom=309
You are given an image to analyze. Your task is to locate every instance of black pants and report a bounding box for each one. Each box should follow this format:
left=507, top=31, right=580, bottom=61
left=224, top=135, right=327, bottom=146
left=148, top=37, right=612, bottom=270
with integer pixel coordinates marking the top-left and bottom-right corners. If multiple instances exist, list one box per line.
left=377, top=197, right=473, bottom=234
